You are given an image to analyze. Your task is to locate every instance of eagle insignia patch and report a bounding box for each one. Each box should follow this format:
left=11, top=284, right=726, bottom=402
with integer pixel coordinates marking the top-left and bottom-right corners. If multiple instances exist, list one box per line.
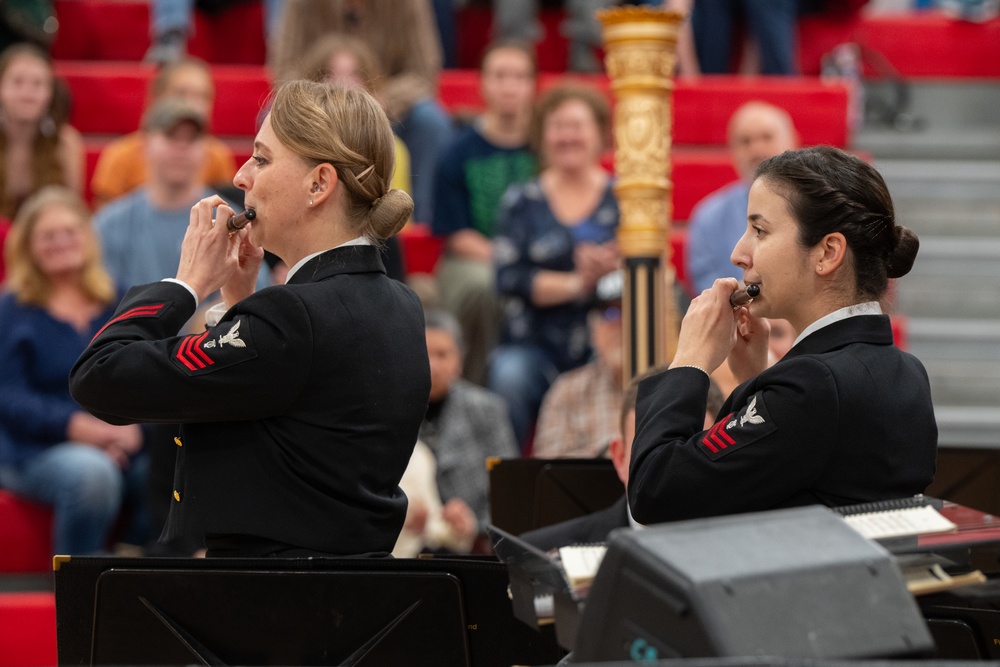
left=172, top=316, right=257, bottom=375
left=699, top=391, right=777, bottom=460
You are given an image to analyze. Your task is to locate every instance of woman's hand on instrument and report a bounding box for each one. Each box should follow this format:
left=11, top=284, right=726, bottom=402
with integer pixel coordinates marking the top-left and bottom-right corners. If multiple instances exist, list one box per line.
left=175, top=196, right=242, bottom=302
left=728, top=307, right=770, bottom=384
left=671, top=278, right=742, bottom=374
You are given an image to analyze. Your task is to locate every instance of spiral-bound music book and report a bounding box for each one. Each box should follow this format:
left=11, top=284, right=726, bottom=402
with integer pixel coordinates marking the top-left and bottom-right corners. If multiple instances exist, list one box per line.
left=836, top=495, right=958, bottom=540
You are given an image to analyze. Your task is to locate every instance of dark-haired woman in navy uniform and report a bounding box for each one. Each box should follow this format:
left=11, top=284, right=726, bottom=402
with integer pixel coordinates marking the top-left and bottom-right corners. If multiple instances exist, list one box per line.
left=70, top=81, right=430, bottom=557
left=630, top=145, right=937, bottom=525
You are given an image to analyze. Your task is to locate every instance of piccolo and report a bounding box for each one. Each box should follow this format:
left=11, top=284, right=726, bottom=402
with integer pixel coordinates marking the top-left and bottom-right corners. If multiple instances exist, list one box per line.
left=226, top=208, right=256, bottom=234
left=729, top=284, right=760, bottom=308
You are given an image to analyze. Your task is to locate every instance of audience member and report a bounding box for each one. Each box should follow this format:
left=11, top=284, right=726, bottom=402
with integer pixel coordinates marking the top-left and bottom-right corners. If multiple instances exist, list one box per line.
left=490, top=83, right=620, bottom=451
left=0, top=43, right=84, bottom=220
left=393, top=440, right=478, bottom=557
left=94, top=98, right=240, bottom=289
left=269, top=0, right=453, bottom=223
left=493, top=0, right=667, bottom=73
left=686, top=101, right=798, bottom=294
left=294, top=34, right=412, bottom=281
left=144, top=0, right=285, bottom=63
left=533, top=271, right=624, bottom=459
left=0, top=186, right=149, bottom=555
left=520, top=368, right=723, bottom=551
left=90, top=57, right=236, bottom=210
left=0, top=1, right=56, bottom=53
left=691, top=0, right=798, bottom=75
left=420, top=309, right=519, bottom=534
left=432, top=40, right=538, bottom=385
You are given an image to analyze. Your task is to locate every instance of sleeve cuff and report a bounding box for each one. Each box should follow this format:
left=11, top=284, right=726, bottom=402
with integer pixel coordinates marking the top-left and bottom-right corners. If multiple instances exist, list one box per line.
left=161, top=278, right=198, bottom=308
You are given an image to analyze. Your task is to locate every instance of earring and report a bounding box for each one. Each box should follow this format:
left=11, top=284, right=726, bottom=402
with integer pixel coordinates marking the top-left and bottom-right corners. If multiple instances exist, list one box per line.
left=309, top=200, right=313, bottom=206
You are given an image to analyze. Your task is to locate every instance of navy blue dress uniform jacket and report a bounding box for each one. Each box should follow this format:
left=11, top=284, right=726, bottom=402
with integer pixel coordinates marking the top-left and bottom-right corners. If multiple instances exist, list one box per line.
left=629, top=314, right=937, bottom=525
left=70, top=245, right=431, bottom=554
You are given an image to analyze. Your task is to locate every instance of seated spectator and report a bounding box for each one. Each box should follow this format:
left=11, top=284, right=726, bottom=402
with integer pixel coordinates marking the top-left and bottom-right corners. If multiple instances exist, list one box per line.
left=144, top=0, right=285, bottom=63
left=686, top=101, right=798, bottom=295
left=533, top=271, right=624, bottom=459
left=294, top=33, right=411, bottom=281
left=420, top=309, right=519, bottom=537
left=520, top=368, right=724, bottom=551
left=490, top=83, right=620, bottom=451
left=269, top=0, right=454, bottom=223
left=90, top=57, right=236, bottom=210
left=432, top=39, right=538, bottom=385
left=0, top=186, right=149, bottom=555
left=94, top=98, right=252, bottom=291
left=493, top=0, right=669, bottom=73
left=393, top=440, right=478, bottom=558
left=0, top=43, right=84, bottom=220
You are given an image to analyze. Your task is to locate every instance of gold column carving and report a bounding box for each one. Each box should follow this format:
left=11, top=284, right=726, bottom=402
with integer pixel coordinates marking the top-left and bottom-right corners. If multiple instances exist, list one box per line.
left=598, top=6, right=684, bottom=382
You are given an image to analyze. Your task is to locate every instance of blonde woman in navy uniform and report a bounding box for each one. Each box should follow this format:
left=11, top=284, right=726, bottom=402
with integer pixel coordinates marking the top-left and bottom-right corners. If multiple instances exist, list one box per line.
left=70, top=81, right=430, bottom=557
left=630, top=146, right=937, bottom=525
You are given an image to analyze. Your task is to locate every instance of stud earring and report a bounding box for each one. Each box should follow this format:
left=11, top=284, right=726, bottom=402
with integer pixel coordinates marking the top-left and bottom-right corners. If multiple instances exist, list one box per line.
left=309, top=200, right=313, bottom=206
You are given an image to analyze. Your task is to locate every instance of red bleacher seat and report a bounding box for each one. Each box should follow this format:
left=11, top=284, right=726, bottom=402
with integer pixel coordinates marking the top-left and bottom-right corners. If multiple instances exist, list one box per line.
left=0, top=491, right=52, bottom=574
left=58, top=63, right=850, bottom=148
left=51, top=0, right=266, bottom=65
left=0, top=592, right=57, bottom=667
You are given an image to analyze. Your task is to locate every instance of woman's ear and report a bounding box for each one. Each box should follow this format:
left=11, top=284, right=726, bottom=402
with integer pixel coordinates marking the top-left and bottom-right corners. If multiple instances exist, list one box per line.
left=815, top=232, right=847, bottom=275
left=307, top=163, right=339, bottom=206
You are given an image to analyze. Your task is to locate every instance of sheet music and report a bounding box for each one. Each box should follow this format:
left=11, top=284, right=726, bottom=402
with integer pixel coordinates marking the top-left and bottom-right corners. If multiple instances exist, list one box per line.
left=843, top=504, right=958, bottom=540
left=558, top=545, right=607, bottom=588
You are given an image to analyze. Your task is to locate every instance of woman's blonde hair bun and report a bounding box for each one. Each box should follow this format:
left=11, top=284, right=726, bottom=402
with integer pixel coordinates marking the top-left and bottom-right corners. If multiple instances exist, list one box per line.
left=368, top=188, right=413, bottom=240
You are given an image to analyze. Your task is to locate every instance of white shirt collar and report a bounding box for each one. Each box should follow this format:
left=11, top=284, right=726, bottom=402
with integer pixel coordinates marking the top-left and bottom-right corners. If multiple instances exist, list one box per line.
left=285, top=236, right=371, bottom=283
left=793, top=301, right=882, bottom=347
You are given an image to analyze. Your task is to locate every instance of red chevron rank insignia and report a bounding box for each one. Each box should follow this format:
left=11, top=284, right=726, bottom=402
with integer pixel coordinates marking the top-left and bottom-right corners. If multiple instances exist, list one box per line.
left=698, top=391, right=777, bottom=460
left=91, top=303, right=167, bottom=342
left=171, top=317, right=257, bottom=375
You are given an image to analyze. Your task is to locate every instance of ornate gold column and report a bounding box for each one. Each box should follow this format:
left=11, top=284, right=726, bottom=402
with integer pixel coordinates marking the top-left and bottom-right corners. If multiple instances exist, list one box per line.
left=598, top=6, right=683, bottom=383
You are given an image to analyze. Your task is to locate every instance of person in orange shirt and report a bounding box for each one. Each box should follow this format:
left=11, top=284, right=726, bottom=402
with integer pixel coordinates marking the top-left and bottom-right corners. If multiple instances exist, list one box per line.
left=90, top=57, right=235, bottom=210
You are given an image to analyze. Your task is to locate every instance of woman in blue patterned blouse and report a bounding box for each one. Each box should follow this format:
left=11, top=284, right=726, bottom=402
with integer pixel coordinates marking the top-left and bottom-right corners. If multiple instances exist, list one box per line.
left=490, top=84, right=621, bottom=452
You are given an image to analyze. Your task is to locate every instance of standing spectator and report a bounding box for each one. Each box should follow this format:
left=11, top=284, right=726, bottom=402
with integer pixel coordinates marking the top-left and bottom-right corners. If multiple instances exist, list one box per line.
left=269, top=0, right=453, bottom=223
left=686, top=101, right=798, bottom=294
left=491, top=84, right=620, bottom=451
left=0, top=186, right=148, bottom=555
left=0, top=43, right=84, bottom=220
left=432, top=40, right=538, bottom=385
left=533, top=271, right=624, bottom=459
left=90, top=57, right=236, bottom=210
left=691, top=0, right=798, bottom=75
left=420, top=309, right=519, bottom=534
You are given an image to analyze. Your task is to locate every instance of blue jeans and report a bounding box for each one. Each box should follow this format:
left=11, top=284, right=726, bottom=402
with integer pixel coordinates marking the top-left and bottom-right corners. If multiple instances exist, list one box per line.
left=692, top=0, right=797, bottom=75
left=394, top=98, right=454, bottom=224
left=0, top=443, right=150, bottom=555
left=487, top=344, right=560, bottom=453
left=152, top=0, right=285, bottom=38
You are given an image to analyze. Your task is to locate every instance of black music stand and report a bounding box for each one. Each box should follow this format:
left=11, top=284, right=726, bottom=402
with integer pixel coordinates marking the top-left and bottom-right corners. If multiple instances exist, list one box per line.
left=488, top=457, right=621, bottom=536
left=53, top=555, right=563, bottom=667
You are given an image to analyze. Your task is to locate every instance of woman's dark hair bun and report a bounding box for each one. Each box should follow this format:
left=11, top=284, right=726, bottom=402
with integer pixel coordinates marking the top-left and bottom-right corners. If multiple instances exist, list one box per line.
left=886, top=224, right=919, bottom=279
left=367, top=189, right=413, bottom=241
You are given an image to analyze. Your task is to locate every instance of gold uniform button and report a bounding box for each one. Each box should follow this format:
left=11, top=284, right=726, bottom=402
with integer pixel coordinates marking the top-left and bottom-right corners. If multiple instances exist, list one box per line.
left=173, top=490, right=181, bottom=502
left=174, top=436, right=183, bottom=447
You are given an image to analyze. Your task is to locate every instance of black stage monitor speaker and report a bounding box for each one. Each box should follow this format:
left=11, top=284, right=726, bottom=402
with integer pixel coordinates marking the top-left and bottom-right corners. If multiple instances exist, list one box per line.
left=573, top=505, right=934, bottom=662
